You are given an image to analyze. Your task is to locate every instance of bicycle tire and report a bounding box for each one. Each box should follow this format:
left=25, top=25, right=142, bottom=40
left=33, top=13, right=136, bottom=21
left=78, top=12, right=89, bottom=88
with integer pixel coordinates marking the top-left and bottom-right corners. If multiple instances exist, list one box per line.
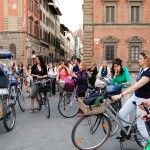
left=17, top=93, right=25, bottom=112
left=58, top=93, right=79, bottom=118
left=9, top=85, right=17, bottom=105
left=134, top=126, right=144, bottom=148
left=107, top=101, right=120, bottom=136
left=71, top=114, right=111, bottom=150
left=3, top=104, right=16, bottom=131
left=44, top=97, right=50, bottom=119
left=35, top=93, right=42, bottom=111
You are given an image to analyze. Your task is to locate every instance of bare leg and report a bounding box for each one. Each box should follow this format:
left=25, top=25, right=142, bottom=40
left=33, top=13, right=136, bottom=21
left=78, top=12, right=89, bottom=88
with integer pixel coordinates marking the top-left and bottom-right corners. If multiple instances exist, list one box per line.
left=30, top=98, right=34, bottom=112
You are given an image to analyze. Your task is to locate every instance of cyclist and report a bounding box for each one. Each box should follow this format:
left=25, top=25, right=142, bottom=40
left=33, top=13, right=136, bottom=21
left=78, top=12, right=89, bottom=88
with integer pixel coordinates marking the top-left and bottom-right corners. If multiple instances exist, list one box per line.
left=112, top=50, right=150, bottom=146
left=16, top=62, right=26, bottom=90
left=72, top=62, right=88, bottom=116
left=47, top=62, right=57, bottom=95
left=30, top=55, right=48, bottom=113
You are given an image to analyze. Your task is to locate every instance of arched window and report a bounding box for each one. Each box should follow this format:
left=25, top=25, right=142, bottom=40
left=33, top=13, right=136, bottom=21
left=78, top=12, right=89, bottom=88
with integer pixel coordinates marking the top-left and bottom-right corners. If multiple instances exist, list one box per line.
left=10, top=43, right=16, bottom=59
left=127, top=36, right=144, bottom=61
left=101, top=36, right=119, bottom=61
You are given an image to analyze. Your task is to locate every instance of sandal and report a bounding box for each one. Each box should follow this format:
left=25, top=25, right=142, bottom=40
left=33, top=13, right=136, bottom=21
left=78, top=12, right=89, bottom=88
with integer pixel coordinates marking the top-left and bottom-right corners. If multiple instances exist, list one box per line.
left=30, top=108, right=34, bottom=113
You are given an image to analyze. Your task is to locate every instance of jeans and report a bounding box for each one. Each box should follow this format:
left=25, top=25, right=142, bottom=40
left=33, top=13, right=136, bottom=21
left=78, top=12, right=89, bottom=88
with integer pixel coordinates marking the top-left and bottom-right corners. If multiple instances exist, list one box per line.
left=119, top=93, right=148, bottom=146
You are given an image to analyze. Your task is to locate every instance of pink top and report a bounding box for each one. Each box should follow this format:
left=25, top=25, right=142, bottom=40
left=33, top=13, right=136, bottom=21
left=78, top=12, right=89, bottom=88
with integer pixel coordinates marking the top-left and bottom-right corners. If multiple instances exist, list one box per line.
left=59, top=69, right=68, bottom=81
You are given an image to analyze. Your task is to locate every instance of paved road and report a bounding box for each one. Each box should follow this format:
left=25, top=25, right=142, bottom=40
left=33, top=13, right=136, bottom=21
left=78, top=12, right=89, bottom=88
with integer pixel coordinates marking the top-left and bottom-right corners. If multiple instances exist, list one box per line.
left=0, top=74, right=142, bottom=150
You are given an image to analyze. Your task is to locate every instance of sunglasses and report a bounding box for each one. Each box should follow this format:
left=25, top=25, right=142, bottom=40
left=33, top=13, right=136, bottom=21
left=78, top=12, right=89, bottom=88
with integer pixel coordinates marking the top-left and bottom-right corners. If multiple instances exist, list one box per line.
left=140, top=50, right=150, bottom=58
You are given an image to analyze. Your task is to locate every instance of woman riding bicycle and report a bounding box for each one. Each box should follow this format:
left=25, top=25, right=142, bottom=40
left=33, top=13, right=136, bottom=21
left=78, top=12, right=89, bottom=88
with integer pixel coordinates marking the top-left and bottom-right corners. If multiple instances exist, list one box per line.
left=112, top=50, right=150, bottom=146
left=30, top=55, right=48, bottom=113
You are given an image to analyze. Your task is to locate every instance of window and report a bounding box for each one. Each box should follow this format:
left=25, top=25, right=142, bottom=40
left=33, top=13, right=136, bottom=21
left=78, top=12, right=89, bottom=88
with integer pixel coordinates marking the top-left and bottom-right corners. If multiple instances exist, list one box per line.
left=29, top=17, right=33, bottom=34
left=127, top=36, right=144, bottom=62
left=43, top=13, right=45, bottom=23
left=103, top=1, right=118, bottom=23
left=40, top=10, right=42, bottom=21
left=127, top=0, right=143, bottom=23
left=130, top=46, right=140, bottom=61
left=106, top=6, right=115, bottom=23
left=43, top=0, right=45, bottom=8
left=105, top=45, right=115, bottom=60
left=46, top=17, right=49, bottom=26
left=34, top=3, right=38, bottom=16
left=29, top=0, right=33, bottom=11
left=101, top=36, right=119, bottom=61
left=131, top=6, right=140, bottom=22
left=40, top=27, right=42, bottom=39
left=34, top=23, right=39, bottom=37
left=10, top=44, right=16, bottom=59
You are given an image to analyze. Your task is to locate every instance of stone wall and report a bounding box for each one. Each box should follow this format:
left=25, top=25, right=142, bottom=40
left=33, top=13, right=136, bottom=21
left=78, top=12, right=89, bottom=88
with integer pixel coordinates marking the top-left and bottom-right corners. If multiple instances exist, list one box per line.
left=83, top=0, right=93, bottom=67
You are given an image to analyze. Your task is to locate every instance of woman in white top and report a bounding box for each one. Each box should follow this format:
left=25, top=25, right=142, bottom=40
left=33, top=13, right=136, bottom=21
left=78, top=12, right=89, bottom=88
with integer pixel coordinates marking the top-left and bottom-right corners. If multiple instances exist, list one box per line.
left=47, top=63, right=57, bottom=95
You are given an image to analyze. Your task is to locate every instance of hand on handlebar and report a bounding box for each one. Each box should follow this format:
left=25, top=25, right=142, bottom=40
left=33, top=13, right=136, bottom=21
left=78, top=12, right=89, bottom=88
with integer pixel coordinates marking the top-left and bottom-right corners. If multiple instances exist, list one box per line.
left=138, top=102, right=150, bottom=120
left=111, top=94, right=122, bottom=101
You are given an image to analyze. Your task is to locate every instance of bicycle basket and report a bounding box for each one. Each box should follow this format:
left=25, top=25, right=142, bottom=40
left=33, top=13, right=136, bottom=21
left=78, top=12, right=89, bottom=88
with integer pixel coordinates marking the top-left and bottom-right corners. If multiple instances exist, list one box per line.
left=79, top=98, right=105, bottom=115
left=39, top=80, right=51, bottom=93
left=95, top=79, right=106, bottom=88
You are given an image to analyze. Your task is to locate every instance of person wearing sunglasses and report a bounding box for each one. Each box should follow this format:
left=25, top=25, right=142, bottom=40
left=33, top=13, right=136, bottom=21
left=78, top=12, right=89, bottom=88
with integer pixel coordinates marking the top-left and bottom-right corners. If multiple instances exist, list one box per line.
left=112, top=50, right=150, bottom=146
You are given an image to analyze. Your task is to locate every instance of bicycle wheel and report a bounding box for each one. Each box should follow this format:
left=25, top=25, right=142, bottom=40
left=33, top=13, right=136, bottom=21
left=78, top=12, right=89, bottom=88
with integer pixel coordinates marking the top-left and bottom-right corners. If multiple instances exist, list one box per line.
left=35, top=93, right=42, bottom=111
left=9, top=85, right=17, bottom=105
left=44, top=97, right=50, bottom=119
left=3, top=104, right=16, bottom=131
left=58, top=93, right=79, bottom=118
left=133, top=126, right=144, bottom=148
left=17, top=92, right=25, bottom=112
left=108, top=101, right=120, bottom=136
left=71, top=114, right=111, bottom=150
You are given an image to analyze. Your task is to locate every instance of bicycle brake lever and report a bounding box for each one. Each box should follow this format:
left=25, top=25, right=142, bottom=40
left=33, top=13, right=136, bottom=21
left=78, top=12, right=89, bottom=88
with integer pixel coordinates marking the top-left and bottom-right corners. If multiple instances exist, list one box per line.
left=141, top=102, right=150, bottom=118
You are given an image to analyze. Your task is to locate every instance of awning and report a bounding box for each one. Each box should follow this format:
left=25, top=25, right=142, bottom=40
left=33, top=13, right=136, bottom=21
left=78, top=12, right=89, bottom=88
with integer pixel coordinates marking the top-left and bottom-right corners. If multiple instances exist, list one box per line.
left=0, top=50, right=13, bottom=59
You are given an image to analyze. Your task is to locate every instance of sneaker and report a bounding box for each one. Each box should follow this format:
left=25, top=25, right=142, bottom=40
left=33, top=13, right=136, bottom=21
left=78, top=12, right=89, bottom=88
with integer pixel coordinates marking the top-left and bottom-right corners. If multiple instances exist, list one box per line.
left=77, top=112, right=85, bottom=117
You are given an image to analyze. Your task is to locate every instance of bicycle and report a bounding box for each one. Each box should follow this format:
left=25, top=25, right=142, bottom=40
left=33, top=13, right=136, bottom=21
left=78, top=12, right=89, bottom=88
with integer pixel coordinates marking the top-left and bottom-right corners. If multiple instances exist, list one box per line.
left=71, top=98, right=145, bottom=150
left=58, top=79, right=101, bottom=118
left=9, top=74, right=25, bottom=112
left=34, top=78, right=51, bottom=119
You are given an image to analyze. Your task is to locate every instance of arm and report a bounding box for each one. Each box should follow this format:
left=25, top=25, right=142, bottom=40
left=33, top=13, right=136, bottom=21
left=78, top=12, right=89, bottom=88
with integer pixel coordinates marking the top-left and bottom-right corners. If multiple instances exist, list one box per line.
left=97, top=67, right=102, bottom=78
left=112, top=76, right=150, bottom=100
left=77, top=71, right=87, bottom=81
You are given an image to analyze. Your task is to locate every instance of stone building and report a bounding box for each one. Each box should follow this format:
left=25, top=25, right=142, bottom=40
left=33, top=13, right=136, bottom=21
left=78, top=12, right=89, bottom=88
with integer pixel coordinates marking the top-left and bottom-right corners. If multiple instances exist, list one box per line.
left=83, top=0, right=150, bottom=71
left=0, top=0, right=40, bottom=66
left=40, top=0, right=61, bottom=64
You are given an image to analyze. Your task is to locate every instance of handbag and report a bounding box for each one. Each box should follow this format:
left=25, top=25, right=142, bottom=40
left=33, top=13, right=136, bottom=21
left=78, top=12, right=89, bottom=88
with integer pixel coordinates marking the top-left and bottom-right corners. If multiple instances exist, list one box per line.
left=106, top=83, right=122, bottom=93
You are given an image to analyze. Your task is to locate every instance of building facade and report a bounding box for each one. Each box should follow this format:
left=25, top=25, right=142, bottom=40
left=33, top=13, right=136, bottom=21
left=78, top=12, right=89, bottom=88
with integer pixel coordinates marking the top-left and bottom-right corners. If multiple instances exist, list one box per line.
left=83, top=0, right=150, bottom=70
left=0, top=0, right=40, bottom=66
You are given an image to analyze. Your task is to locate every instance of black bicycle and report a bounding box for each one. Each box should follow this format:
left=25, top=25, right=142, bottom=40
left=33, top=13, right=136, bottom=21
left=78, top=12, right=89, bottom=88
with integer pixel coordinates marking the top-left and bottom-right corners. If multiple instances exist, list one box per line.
left=34, top=79, right=51, bottom=119
left=9, top=75, right=25, bottom=112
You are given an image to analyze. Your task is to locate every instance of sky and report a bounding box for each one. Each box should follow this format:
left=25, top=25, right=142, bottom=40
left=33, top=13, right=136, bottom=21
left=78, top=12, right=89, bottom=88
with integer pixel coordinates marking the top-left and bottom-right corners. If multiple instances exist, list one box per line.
left=57, top=0, right=83, bottom=32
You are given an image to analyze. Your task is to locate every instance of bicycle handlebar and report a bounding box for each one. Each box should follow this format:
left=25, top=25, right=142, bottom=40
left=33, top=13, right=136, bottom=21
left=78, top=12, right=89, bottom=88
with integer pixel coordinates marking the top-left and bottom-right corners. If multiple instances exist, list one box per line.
left=35, top=78, right=51, bottom=86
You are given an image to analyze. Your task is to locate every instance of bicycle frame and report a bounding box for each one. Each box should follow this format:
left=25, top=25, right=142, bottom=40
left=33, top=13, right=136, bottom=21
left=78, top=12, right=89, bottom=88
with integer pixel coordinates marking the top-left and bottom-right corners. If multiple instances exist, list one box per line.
left=104, top=99, right=140, bottom=136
